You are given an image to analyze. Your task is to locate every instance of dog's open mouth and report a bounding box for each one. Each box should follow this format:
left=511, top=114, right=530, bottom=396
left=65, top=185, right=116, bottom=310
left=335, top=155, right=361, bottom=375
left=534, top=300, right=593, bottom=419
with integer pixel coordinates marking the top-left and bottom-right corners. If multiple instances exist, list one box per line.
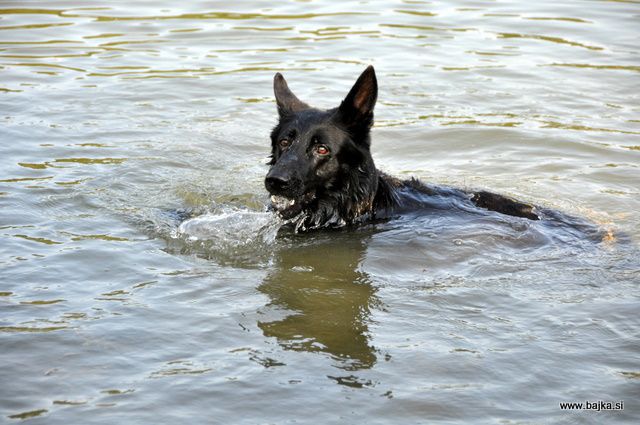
left=269, top=192, right=316, bottom=219
left=269, top=195, right=304, bottom=219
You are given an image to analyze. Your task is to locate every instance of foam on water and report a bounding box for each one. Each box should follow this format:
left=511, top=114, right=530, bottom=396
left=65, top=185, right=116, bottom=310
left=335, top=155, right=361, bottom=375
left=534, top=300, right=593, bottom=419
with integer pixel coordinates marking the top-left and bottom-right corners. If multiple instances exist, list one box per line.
left=177, top=208, right=281, bottom=246
left=166, top=207, right=283, bottom=264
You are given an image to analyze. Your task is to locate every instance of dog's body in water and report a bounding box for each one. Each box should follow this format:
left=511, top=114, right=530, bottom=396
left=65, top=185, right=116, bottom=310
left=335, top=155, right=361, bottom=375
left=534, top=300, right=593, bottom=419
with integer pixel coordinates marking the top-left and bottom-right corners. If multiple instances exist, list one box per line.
left=265, top=66, right=598, bottom=238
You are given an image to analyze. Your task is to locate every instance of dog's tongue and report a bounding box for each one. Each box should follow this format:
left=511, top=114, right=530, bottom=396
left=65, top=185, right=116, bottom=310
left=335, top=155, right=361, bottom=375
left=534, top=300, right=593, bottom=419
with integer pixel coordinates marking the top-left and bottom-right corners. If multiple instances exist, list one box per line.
left=270, top=195, right=295, bottom=211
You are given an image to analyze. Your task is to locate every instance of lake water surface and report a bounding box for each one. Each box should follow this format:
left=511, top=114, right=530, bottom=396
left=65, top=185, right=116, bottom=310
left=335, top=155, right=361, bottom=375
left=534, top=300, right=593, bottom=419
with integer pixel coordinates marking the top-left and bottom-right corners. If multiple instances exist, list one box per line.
left=1, top=1, right=639, bottom=423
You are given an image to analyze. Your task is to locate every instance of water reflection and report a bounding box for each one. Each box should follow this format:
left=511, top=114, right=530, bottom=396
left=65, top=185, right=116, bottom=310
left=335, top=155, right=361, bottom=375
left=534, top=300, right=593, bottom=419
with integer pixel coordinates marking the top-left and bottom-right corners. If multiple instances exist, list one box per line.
left=258, top=230, right=379, bottom=372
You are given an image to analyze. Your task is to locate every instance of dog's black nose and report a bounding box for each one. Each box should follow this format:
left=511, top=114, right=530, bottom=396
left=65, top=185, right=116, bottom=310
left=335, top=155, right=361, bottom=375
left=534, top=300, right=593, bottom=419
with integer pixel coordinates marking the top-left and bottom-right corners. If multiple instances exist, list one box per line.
left=265, top=175, right=290, bottom=194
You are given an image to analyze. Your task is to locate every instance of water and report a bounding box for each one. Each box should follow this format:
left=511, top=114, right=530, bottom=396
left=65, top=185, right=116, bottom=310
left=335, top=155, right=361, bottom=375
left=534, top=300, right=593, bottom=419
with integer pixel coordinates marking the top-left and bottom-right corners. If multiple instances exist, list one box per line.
left=1, top=0, right=639, bottom=423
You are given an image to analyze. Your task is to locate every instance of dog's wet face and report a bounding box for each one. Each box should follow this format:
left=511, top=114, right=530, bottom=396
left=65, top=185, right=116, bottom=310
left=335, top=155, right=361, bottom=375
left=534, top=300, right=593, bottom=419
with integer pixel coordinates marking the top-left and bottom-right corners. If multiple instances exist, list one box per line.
left=266, top=110, right=360, bottom=218
left=265, top=67, right=378, bottom=219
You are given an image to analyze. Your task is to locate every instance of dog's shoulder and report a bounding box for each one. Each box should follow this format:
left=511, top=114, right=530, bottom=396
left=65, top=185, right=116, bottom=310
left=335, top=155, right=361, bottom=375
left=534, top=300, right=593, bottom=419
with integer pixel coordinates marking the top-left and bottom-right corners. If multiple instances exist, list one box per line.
left=372, top=172, right=403, bottom=213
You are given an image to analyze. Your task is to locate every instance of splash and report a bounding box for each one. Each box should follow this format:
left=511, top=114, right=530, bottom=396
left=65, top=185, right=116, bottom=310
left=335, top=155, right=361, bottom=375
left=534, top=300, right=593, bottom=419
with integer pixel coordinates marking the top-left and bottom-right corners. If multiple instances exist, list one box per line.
left=171, top=207, right=283, bottom=264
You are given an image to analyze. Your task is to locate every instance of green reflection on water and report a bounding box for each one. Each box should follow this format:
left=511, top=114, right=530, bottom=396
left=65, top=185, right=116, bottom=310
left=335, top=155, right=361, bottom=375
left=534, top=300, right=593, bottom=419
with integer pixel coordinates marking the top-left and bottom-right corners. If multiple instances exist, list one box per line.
left=19, top=299, right=66, bottom=305
left=68, top=233, right=129, bottom=242
left=8, top=62, right=86, bottom=72
left=43, top=11, right=377, bottom=22
left=18, top=162, right=47, bottom=169
left=380, top=23, right=471, bottom=32
left=53, top=157, right=127, bottom=164
left=525, top=16, right=592, bottom=23
left=497, top=32, right=603, bottom=50
left=0, top=326, right=67, bottom=333
left=0, top=8, right=109, bottom=16
left=14, top=234, right=63, bottom=245
left=541, top=121, right=640, bottom=135
left=0, top=22, right=74, bottom=31
left=52, top=400, right=87, bottom=405
left=8, top=409, right=48, bottom=420
left=83, top=33, right=124, bottom=39
left=546, top=63, right=640, bottom=73
left=395, top=9, right=437, bottom=17
left=258, top=232, right=379, bottom=371
left=233, top=26, right=294, bottom=32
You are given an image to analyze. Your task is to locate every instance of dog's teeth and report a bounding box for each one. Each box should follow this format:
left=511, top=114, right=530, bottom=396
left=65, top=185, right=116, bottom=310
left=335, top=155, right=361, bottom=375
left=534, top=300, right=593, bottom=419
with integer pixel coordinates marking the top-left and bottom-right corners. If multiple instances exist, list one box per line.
left=270, top=195, right=296, bottom=210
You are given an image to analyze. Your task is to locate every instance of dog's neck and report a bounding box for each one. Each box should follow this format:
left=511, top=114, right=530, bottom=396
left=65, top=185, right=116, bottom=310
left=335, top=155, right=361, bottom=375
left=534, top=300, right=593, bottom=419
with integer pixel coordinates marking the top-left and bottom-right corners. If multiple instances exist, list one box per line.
left=290, top=166, right=400, bottom=231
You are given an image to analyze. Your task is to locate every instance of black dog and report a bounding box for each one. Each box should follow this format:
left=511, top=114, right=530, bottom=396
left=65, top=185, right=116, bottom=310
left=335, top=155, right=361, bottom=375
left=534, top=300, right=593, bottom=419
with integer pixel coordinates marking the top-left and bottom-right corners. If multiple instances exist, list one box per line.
left=265, top=66, right=543, bottom=232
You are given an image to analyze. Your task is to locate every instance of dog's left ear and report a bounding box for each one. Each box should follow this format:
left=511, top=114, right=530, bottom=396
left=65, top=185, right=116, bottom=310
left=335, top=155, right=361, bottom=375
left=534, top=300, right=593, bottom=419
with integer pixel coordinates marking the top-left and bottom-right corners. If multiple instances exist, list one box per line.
left=274, top=72, right=309, bottom=117
left=336, top=65, right=378, bottom=132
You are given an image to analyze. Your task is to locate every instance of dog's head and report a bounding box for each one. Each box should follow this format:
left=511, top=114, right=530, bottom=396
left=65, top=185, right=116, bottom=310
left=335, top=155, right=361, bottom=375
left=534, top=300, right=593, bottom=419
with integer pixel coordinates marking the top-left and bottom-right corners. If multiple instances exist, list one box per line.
left=265, top=66, right=379, bottom=222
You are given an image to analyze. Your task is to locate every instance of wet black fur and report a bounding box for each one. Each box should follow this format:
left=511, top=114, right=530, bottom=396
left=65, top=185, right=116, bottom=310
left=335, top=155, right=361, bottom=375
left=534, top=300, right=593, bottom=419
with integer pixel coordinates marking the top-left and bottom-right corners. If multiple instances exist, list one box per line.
left=265, top=66, right=539, bottom=232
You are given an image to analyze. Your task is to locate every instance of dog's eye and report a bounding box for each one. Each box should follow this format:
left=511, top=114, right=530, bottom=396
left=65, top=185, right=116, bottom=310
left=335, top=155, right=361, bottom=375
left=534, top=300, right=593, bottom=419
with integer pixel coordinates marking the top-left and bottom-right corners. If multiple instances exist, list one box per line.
left=279, top=139, right=290, bottom=148
left=315, top=145, right=330, bottom=155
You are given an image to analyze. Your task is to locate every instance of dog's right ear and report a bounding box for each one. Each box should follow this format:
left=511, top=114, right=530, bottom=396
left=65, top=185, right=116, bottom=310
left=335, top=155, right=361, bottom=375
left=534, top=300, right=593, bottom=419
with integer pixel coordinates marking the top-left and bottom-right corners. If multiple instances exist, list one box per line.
left=335, top=65, right=378, bottom=135
left=274, top=73, right=309, bottom=117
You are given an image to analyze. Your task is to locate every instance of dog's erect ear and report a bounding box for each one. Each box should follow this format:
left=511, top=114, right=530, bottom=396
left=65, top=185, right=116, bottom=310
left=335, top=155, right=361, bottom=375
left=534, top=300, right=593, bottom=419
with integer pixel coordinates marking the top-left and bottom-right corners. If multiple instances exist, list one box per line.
left=274, top=73, right=309, bottom=116
left=336, top=65, right=378, bottom=131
